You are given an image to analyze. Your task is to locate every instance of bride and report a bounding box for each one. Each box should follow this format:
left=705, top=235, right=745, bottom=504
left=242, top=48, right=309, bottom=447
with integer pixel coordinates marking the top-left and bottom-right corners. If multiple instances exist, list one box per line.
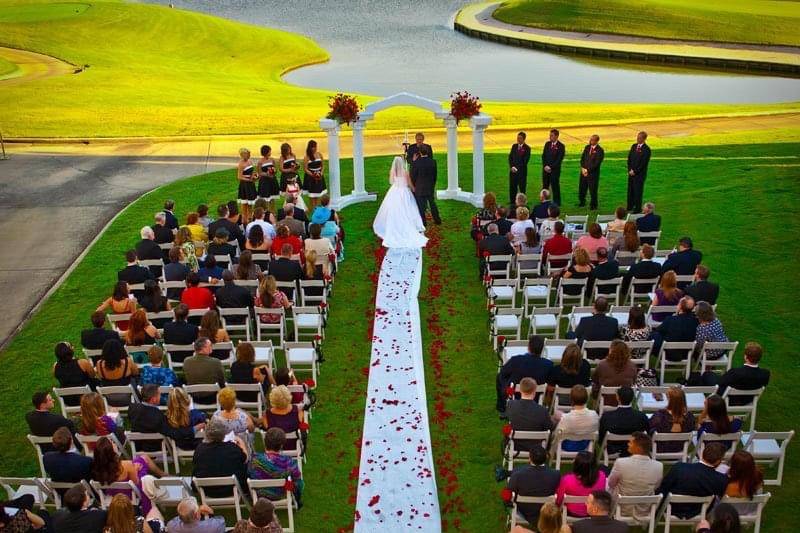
left=373, top=156, right=428, bottom=249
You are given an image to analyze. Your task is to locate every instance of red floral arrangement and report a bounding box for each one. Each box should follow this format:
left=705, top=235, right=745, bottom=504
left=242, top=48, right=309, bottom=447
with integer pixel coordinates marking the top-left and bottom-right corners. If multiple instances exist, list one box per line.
left=450, top=91, right=481, bottom=124
left=327, top=93, right=361, bottom=125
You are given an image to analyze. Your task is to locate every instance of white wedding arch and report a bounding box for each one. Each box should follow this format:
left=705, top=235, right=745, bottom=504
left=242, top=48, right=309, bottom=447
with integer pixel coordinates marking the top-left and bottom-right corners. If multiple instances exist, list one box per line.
left=318, top=91, right=492, bottom=209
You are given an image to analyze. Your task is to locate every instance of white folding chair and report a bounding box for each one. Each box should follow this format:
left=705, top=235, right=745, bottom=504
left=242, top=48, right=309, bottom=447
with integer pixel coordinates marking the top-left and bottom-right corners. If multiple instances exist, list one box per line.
left=26, top=435, right=54, bottom=477
left=599, top=431, right=631, bottom=466
left=500, top=340, right=529, bottom=367
left=219, top=308, right=252, bottom=341
left=76, top=432, right=127, bottom=458
left=97, top=384, right=139, bottom=413
left=254, top=306, right=286, bottom=348
left=645, top=305, right=677, bottom=328
left=529, top=306, right=562, bottom=339
left=558, top=278, right=588, bottom=308
left=722, top=386, right=765, bottom=433
left=546, top=253, right=572, bottom=276
left=614, top=495, right=661, bottom=533
left=298, top=279, right=328, bottom=308
left=53, top=385, right=91, bottom=416
left=228, top=383, right=265, bottom=419
left=83, top=347, right=105, bottom=365
left=592, top=277, right=623, bottom=306
left=161, top=280, right=186, bottom=300
left=567, top=305, right=594, bottom=331
left=551, top=386, right=574, bottom=414
left=43, top=479, right=93, bottom=509
left=183, top=384, right=221, bottom=412
left=504, top=429, right=550, bottom=470
left=595, top=386, right=621, bottom=415
left=486, top=254, right=513, bottom=280
left=551, top=429, right=598, bottom=469
left=626, top=340, right=654, bottom=368
left=491, top=307, right=523, bottom=348
left=656, top=341, right=696, bottom=384
left=627, top=277, right=659, bottom=305
left=561, top=494, right=588, bottom=524
left=292, top=306, right=324, bottom=342
left=595, top=214, right=616, bottom=225
left=659, top=493, right=713, bottom=532
left=168, top=429, right=204, bottom=474
left=637, top=231, right=661, bottom=249
left=126, top=431, right=171, bottom=474
left=696, top=431, right=742, bottom=461
left=580, top=341, right=612, bottom=364
left=509, top=494, right=554, bottom=530
left=107, top=313, right=132, bottom=333
left=151, top=477, right=194, bottom=513
left=721, top=493, right=770, bottom=533
left=91, top=480, right=141, bottom=509
left=697, top=341, right=738, bottom=373
left=543, top=338, right=572, bottom=364
left=193, top=476, right=249, bottom=524
left=487, top=278, right=517, bottom=309
left=214, top=254, right=233, bottom=270
left=615, top=250, right=640, bottom=268
left=740, top=430, right=794, bottom=486
left=515, top=253, right=542, bottom=284
left=247, top=478, right=295, bottom=532
left=522, top=277, right=551, bottom=315
left=164, top=343, right=194, bottom=372
left=565, top=215, right=588, bottom=239
left=682, top=385, right=718, bottom=414
left=211, top=341, right=235, bottom=367
left=249, top=340, right=275, bottom=373
left=284, top=341, right=318, bottom=384
left=0, top=477, right=52, bottom=510
left=651, top=431, right=694, bottom=464
left=139, top=259, right=165, bottom=280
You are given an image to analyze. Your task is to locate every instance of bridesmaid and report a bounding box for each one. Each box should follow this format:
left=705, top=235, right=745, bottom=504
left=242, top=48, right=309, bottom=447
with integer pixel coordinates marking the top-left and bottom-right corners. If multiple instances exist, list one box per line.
left=257, top=144, right=280, bottom=214
left=279, top=143, right=298, bottom=192
left=237, top=148, right=257, bottom=223
left=303, top=139, right=326, bottom=211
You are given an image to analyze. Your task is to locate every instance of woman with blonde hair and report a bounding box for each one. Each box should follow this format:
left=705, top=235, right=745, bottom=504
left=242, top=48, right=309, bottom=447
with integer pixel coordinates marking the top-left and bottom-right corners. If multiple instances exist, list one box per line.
left=263, top=385, right=304, bottom=449
left=174, top=226, right=199, bottom=272
left=648, top=386, right=695, bottom=452
left=255, top=275, right=292, bottom=324
left=212, top=387, right=256, bottom=452
left=166, top=388, right=206, bottom=450
left=104, top=493, right=164, bottom=533
left=237, top=147, right=257, bottom=223
left=537, top=501, right=571, bottom=533
left=652, top=270, right=683, bottom=322
left=198, top=309, right=230, bottom=344
left=510, top=206, right=535, bottom=246
left=561, top=247, right=593, bottom=296
left=592, top=340, right=637, bottom=405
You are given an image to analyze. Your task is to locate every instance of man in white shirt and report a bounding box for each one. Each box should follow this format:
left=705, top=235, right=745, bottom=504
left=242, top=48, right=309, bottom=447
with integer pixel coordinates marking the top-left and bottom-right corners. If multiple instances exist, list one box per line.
left=607, top=431, right=663, bottom=516
left=552, top=385, right=598, bottom=453
left=245, top=207, right=276, bottom=240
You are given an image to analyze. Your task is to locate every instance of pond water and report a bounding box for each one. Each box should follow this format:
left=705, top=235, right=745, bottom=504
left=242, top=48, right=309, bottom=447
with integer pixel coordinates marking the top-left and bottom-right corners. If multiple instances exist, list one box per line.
left=153, top=0, right=800, bottom=103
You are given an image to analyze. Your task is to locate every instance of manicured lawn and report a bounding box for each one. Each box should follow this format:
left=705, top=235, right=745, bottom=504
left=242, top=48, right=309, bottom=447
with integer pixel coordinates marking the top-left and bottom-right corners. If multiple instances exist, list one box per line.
left=1, top=1, right=800, bottom=137
left=0, top=55, right=17, bottom=77
left=494, top=0, right=800, bottom=46
left=0, top=128, right=798, bottom=531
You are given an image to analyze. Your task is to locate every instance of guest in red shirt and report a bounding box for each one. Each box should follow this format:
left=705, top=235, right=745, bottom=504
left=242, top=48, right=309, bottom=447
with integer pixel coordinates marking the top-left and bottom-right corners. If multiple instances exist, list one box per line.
left=180, top=272, right=215, bottom=310
left=543, top=220, right=573, bottom=269
left=270, top=225, right=303, bottom=256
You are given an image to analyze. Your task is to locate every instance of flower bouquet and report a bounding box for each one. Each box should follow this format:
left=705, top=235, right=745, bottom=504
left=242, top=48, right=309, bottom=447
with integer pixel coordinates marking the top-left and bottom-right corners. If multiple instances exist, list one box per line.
left=450, top=91, right=481, bottom=124
left=327, top=93, right=361, bottom=125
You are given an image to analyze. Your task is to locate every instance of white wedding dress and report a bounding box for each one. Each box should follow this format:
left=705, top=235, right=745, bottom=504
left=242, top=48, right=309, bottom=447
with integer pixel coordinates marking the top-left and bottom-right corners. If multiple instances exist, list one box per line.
left=373, top=156, right=428, bottom=248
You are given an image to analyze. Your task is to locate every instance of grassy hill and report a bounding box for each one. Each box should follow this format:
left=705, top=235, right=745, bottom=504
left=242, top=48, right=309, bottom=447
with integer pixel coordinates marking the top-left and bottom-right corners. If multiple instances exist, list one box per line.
left=494, top=0, right=800, bottom=46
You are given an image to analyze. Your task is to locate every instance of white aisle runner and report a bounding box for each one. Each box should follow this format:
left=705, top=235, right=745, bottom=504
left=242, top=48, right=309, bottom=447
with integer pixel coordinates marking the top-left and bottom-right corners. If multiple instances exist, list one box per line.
left=354, top=247, right=441, bottom=532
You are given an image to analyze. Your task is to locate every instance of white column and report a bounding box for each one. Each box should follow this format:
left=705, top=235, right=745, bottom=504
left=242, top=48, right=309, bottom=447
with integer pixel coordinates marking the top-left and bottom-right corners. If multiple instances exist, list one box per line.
left=469, top=114, right=492, bottom=206
left=319, top=118, right=341, bottom=205
left=352, top=120, right=366, bottom=195
left=444, top=117, right=460, bottom=194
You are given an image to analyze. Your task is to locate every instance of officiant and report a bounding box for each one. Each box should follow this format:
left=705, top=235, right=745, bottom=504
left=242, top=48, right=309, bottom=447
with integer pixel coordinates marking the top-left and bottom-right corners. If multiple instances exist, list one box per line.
left=405, top=132, right=433, bottom=165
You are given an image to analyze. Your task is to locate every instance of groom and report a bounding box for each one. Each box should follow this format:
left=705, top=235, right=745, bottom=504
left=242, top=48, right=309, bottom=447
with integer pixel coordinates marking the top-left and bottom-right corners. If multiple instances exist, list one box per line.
left=410, top=146, right=441, bottom=226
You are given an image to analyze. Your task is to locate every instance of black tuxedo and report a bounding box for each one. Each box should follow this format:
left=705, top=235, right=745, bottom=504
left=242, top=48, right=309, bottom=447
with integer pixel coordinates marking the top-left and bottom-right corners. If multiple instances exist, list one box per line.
left=135, top=239, right=164, bottom=278
left=635, top=212, right=661, bottom=234
left=26, top=410, right=78, bottom=452
left=406, top=143, right=433, bottom=164
left=508, top=464, right=561, bottom=524
left=163, top=320, right=198, bottom=346
left=579, top=144, right=605, bottom=209
left=718, top=365, right=770, bottom=405
left=509, top=143, right=531, bottom=203
left=164, top=210, right=178, bottom=230
left=541, top=140, right=565, bottom=205
left=599, top=406, right=649, bottom=455
left=662, top=249, right=703, bottom=277
left=267, top=258, right=304, bottom=299
left=43, top=451, right=93, bottom=483
left=478, top=234, right=514, bottom=277
left=215, top=282, right=254, bottom=324
left=685, top=280, right=719, bottom=305
left=208, top=218, right=245, bottom=249
left=152, top=224, right=174, bottom=245
left=574, top=314, right=620, bottom=359
left=592, top=260, right=620, bottom=295
left=276, top=207, right=308, bottom=224
left=658, top=461, right=727, bottom=518
left=622, top=259, right=661, bottom=296
left=572, top=516, right=630, bottom=533
left=626, top=143, right=652, bottom=213
left=495, top=217, right=513, bottom=236
left=410, top=156, right=440, bottom=226
left=654, top=313, right=698, bottom=361
left=81, top=327, right=120, bottom=350
left=117, top=265, right=154, bottom=298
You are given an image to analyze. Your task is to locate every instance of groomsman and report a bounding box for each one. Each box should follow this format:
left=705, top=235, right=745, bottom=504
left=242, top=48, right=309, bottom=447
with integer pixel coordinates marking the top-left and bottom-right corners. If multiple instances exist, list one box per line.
left=541, top=128, right=565, bottom=206
left=578, top=134, right=605, bottom=210
left=627, top=131, right=652, bottom=213
left=508, top=132, right=531, bottom=204
left=406, top=132, right=433, bottom=164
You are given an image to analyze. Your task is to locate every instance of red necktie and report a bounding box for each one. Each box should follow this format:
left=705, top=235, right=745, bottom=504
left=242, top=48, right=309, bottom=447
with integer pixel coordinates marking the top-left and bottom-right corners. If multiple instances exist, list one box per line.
left=551, top=143, right=557, bottom=152
left=590, top=146, right=595, bottom=155
left=518, top=145, right=524, bottom=154
left=637, top=145, right=642, bottom=153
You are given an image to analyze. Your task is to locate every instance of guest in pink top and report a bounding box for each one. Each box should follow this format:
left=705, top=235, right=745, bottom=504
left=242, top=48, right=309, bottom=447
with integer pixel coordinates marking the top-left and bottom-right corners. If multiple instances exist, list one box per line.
left=576, top=223, right=609, bottom=263
left=556, top=451, right=607, bottom=517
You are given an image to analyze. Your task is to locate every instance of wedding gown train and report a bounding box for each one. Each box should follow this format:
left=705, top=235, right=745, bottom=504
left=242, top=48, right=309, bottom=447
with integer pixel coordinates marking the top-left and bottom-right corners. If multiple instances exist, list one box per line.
left=372, top=156, right=428, bottom=249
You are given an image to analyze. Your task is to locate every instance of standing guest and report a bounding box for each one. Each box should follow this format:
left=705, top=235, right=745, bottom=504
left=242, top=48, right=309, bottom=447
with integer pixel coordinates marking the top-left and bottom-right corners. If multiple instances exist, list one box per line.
left=140, top=346, right=180, bottom=390
left=237, top=148, right=257, bottom=223
left=26, top=391, right=77, bottom=444
left=275, top=202, right=306, bottom=237
left=573, top=297, right=619, bottom=359
left=635, top=202, right=661, bottom=239
left=117, top=250, right=154, bottom=289
left=507, top=445, right=561, bottom=525
left=193, top=419, right=249, bottom=498
left=166, top=497, right=225, bottom=533
left=303, top=225, right=334, bottom=277
left=249, top=428, right=304, bottom=505
left=208, top=204, right=245, bottom=249
left=302, top=140, right=326, bottom=211
left=694, top=301, right=729, bottom=359
left=510, top=207, right=535, bottom=247
left=44, top=426, right=93, bottom=483
left=648, top=386, right=696, bottom=453
left=175, top=227, right=199, bottom=272
left=506, top=378, right=553, bottom=448
left=619, top=305, right=652, bottom=357
left=496, top=336, right=553, bottom=415
left=206, top=228, right=238, bottom=262
left=620, top=244, right=660, bottom=297
left=271, top=225, right=302, bottom=255
left=163, top=303, right=198, bottom=346
left=652, top=296, right=698, bottom=359
left=556, top=452, right=607, bottom=517
left=651, top=270, right=683, bottom=322
left=478, top=224, right=514, bottom=279
left=546, top=344, right=591, bottom=397
left=592, top=342, right=637, bottom=405
left=626, top=131, right=652, bottom=214
left=278, top=143, right=299, bottom=192
left=539, top=205, right=562, bottom=243
left=184, top=212, right=208, bottom=244
left=183, top=338, right=226, bottom=396
left=662, top=236, right=703, bottom=277
left=576, top=223, right=609, bottom=263
left=717, top=342, right=770, bottom=403
left=578, top=135, right=605, bottom=210
left=610, top=221, right=640, bottom=264
left=570, top=490, right=629, bottom=533
left=52, top=483, right=107, bottom=533
left=554, top=385, right=599, bottom=452
left=136, top=226, right=163, bottom=266
left=245, top=225, right=271, bottom=253
left=81, top=311, right=120, bottom=350
left=405, top=132, right=433, bottom=164
left=152, top=212, right=175, bottom=245
left=233, top=498, right=283, bottom=533
left=685, top=265, right=720, bottom=305
left=542, top=220, right=572, bottom=268
left=598, top=387, right=649, bottom=452
left=696, top=395, right=742, bottom=448
left=607, top=432, right=663, bottom=515
left=95, top=339, right=139, bottom=407
left=162, top=200, right=178, bottom=230
left=96, top=280, right=137, bottom=332
left=181, top=272, right=215, bottom=310
left=258, top=145, right=280, bottom=212
left=560, top=247, right=593, bottom=299
left=509, top=131, right=531, bottom=204
left=657, top=442, right=728, bottom=519
left=53, top=341, right=95, bottom=390
left=591, top=247, right=619, bottom=295
left=541, top=129, right=565, bottom=206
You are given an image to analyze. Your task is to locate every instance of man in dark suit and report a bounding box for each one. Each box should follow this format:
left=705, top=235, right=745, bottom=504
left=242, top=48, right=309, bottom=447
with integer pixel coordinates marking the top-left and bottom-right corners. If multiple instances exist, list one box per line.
left=26, top=391, right=77, bottom=451
left=478, top=224, right=514, bottom=278
left=684, top=264, right=720, bottom=305
left=531, top=189, right=553, bottom=221
left=662, top=237, right=702, bottom=278
left=208, top=204, right=245, bottom=249
left=541, top=128, right=565, bottom=205
left=163, top=199, right=178, bottom=230
left=653, top=297, right=697, bottom=360
left=626, top=131, right=652, bottom=214
left=163, top=304, right=199, bottom=346
left=507, top=378, right=553, bottom=448
left=635, top=202, right=661, bottom=241
left=494, top=207, right=513, bottom=236
left=215, top=270, right=254, bottom=324
left=717, top=342, right=770, bottom=404
left=571, top=491, right=630, bottom=533
left=81, top=311, right=121, bottom=350
left=136, top=227, right=163, bottom=262
left=598, top=387, right=649, bottom=455
left=508, top=131, right=531, bottom=204
left=578, top=135, right=605, bottom=210
left=507, top=445, right=561, bottom=525
left=591, top=247, right=620, bottom=296
left=43, top=427, right=92, bottom=483
left=621, top=244, right=661, bottom=296
left=496, top=336, right=552, bottom=414
left=268, top=244, right=304, bottom=300
left=410, top=146, right=441, bottom=226
left=129, top=384, right=197, bottom=451
left=658, top=443, right=728, bottom=519
left=117, top=250, right=154, bottom=298
left=152, top=212, right=175, bottom=245
left=573, top=297, right=620, bottom=359
left=405, top=132, right=433, bottom=164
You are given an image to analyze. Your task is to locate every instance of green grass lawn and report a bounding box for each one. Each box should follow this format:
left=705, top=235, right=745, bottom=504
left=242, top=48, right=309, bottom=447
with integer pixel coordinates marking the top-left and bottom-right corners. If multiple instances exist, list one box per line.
left=0, top=55, right=18, bottom=77
left=1, top=0, right=799, bottom=138
left=494, top=0, right=800, bottom=47
left=0, top=128, right=798, bottom=531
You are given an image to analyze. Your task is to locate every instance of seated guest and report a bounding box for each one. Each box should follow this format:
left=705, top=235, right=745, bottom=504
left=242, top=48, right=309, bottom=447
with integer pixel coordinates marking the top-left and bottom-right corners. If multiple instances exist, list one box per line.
left=212, top=387, right=256, bottom=453
left=696, top=395, right=742, bottom=448
left=163, top=303, right=198, bottom=346
left=183, top=338, right=226, bottom=403
left=262, top=385, right=304, bottom=450
left=621, top=243, right=661, bottom=296
left=52, top=483, right=107, bottom=533
left=506, top=378, right=553, bottom=451
left=206, top=228, right=238, bottom=261
left=152, top=212, right=175, bottom=245
left=136, top=226, right=163, bottom=264
left=44, top=427, right=92, bottom=483
left=105, top=493, right=165, bottom=533
left=164, top=247, right=190, bottom=299
left=533, top=502, right=570, bottom=533
left=304, top=224, right=335, bottom=275
left=553, top=385, right=598, bottom=452
left=184, top=212, right=208, bottom=243
left=91, top=437, right=164, bottom=515
left=560, top=247, right=593, bottom=297
left=193, top=419, right=249, bottom=497
left=246, top=207, right=276, bottom=240
left=128, top=384, right=195, bottom=452
left=510, top=192, right=528, bottom=218
left=648, top=386, right=695, bottom=453
left=496, top=336, right=552, bottom=415
left=181, top=272, right=216, bottom=310
left=472, top=192, right=497, bottom=238
left=245, top=225, right=271, bottom=253
left=249, top=428, right=304, bottom=506
left=607, top=432, right=663, bottom=516
left=234, top=250, right=263, bottom=282
left=81, top=311, right=120, bottom=351
left=652, top=296, right=697, bottom=359
left=209, top=203, right=245, bottom=249
left=717, top=342, right=770, bottom=404
left=232, top=498, right=283, bottom=533
left=268, top=245, right=305, bottom=299
left=125, top=309, right=159, bottom=351
left=198, top=309, right=230, bottom=344
left=515, top=227, right=541, bottom=266
left=95, top=339, right=139, bottom=407
left=137, top=280, right=171, bottom=326
left=215, top=270, right=255, bottom=320
left=53, top=341, right=95, bottom=392
left=556, top=451, right=606, bottom=517
left=684, top=264, right=719, bottom=305
left=657, top=442, right=728, bottom=519
left=725, top=450, right=764, bottom=517
left=546, top=344, right=591, bottom=401
left=606, top=206, right=628, bottom=234
left=255, top=275, right=293, bottom=323
left=26, top=391, right=77, bottom=447
left=270, top=224, right=302, bottom=256
left=507, top=445, right=560, bottom=525
left=532, top=189, right=553, bottom=221
left=166, top=497, right=225, bottom=533
left=313, top=209, right=339, bottom=247
left=635, top=202, right=661, bottom=239
left=619, top=305, right=651, bottom=358
left=139, top=346, right=180, bottom=390
left=96, top=281, right=137, bottom=332
left=591, top=247, right=619, bottom=294
left=79, top=392, right=126, bottom=445
left=570, top=490, right=629, bottom=533
left=118, top=250, right=155, bottom=290
left=303, top=249, right=327, bottom=299
left=276, top=202, right=306, bottom=237
left=198, top=204, right=213, bottom=228
left=478, top=223, right=515, bottom=278
left=510, top=207, right=535, bottom=246
left=274, top=368, right=304, bottom=405
left=694, top=301, right=729, bottom=359
left=696, top=504, right=741, bottom=533
left=197, top=255, right=224, bottom=285
left=163, top=199, right=178, bottom=230
left=166, top=388, right=207, bottom=451
left=610, top=220, right=640, bottom=264
left=576, top=223, right=609, bottom=263
left=651, top=270, right=683, bottom=322
left=574, top=297, right=619, bottom=359
left=542, top=221, right=572, bottom=268
left=175, top=227, right=200, bottom=273
left=494, top=206, right=513, bottom=236
left=662, top=236, right=702, bottom=278
left=598, top=386, right=649, bottom=454
left=538, top=205, right=562, bottom=243
left=592, top=341, right=637, bottom=405
left=230, top=342, right=274, bottom=402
